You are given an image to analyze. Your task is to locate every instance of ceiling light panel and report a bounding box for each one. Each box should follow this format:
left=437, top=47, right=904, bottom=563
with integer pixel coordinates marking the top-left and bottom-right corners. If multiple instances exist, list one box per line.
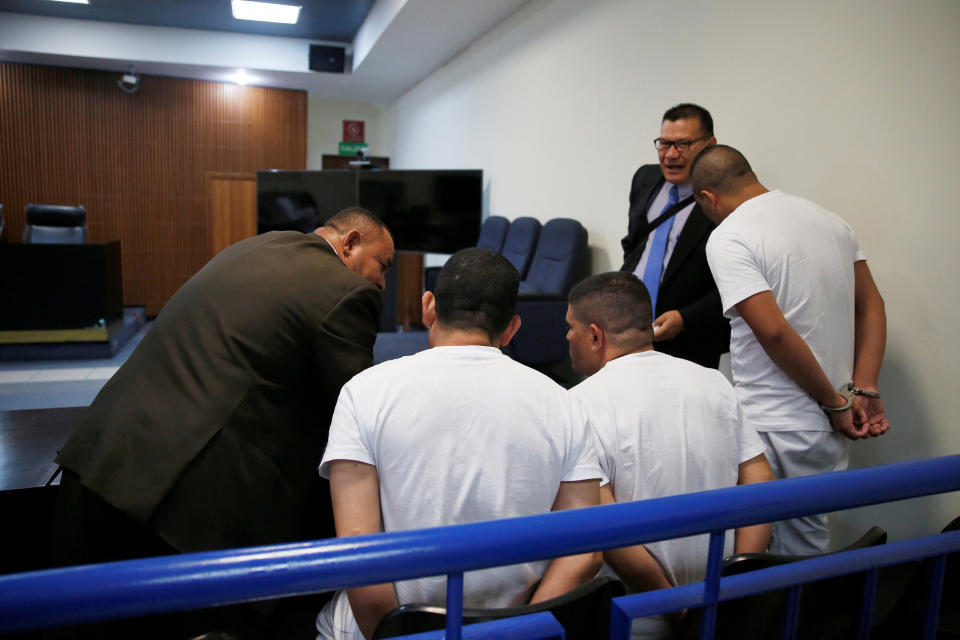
left=231, top=1, right=301, bottom=24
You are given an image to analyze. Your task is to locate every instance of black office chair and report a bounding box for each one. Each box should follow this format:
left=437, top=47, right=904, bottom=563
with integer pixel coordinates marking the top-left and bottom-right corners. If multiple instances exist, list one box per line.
left=872, top=516, right=960, bottom=639
left=22, top=204, right=87, bottom=244
left=681, top=526, right=887, bottom=640
left=373, top=576, right=625, bottom=640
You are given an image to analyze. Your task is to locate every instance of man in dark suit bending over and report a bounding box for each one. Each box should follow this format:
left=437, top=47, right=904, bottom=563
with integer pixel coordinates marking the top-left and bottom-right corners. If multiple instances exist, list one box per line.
left=52, top=207, right=394, bottom=638
left=621, top=103, right=729, bottom=368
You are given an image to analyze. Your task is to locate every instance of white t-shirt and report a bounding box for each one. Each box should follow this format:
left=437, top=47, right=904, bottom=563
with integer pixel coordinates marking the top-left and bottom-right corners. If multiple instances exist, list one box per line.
left=705, top=190, right=866, bottom=432
left=319, top=345, right=603, bottom=609
left=571, top=351, right=764, bottom=587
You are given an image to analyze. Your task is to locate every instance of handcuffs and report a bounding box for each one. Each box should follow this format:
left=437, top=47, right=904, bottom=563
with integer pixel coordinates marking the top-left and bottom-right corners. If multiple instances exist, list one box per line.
left=819, top=382, right=881, bottom=415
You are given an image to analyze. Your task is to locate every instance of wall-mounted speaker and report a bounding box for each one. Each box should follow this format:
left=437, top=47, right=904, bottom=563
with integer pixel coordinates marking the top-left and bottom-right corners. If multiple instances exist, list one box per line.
left=309, top=45, right=346, bottom=73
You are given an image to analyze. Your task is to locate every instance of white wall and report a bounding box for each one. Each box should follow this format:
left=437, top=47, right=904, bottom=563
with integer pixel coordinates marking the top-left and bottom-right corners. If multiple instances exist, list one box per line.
left=382, top=0, right=960, bottom=543
left=306, top=97, right=386, bottom=168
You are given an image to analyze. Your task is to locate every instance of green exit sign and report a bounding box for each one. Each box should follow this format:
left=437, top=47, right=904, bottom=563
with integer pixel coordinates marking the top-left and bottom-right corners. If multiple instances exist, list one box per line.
left=339, top=142, right=369, bottom=156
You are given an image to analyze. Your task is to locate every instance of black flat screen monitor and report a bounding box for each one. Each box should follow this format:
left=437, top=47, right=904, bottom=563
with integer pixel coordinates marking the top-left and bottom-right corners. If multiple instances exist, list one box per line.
left=256, top=169, right=482, bottom=254
left=256, top=170, right=356, bottom=233
left=358, top=170, right=481, bottom=254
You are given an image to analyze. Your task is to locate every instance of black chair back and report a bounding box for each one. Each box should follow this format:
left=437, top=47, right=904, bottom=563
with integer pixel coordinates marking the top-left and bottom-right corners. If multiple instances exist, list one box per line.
left=23, top=204, right=87, bottom=244
left=373, top=576, right=625, bottom=640
left=682, top=526, right=887, bottom=640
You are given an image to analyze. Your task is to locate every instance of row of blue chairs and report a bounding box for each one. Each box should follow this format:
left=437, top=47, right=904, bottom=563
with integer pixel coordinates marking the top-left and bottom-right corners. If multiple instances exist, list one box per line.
left=429, top=215, right=587, bottom=368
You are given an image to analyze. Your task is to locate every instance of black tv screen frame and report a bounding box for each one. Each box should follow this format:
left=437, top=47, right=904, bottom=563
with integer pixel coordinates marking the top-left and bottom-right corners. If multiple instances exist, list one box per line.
left=256, top=169, right=482, bottom=254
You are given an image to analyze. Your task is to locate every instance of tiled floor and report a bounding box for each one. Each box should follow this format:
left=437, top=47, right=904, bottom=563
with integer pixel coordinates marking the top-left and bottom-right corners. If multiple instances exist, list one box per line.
left=0, top=327, right=148, bottom=411
left=0, top=327, right=428, bottom=411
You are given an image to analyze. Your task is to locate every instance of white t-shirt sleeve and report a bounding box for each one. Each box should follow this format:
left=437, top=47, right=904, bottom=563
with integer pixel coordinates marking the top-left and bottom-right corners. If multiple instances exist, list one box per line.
left=732, top=393, right=766, bottom=464
left=842, top=217, right=867, bottom=263
left=318, top=382, right=375, bottom=478
left=564, top=395, right=608, bottom=484
left=706, top=230, right=772, bottom=315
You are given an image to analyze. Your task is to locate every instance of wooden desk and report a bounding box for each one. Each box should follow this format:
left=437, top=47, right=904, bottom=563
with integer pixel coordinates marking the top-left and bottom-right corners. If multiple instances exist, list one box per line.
left=0, top=241, right=122, bottom=331
left=0, top=407, right=83, bottom=491
left=0, top=407, right=83, bottom=574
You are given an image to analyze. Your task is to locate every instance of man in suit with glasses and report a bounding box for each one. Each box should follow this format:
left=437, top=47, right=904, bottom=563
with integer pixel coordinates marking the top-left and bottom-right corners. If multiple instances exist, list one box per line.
left=621, top=103, right=729, bottom=369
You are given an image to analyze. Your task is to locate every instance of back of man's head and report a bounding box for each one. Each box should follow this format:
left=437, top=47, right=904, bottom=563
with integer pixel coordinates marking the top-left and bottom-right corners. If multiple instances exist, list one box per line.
left=568, top=273, right=653, bottom=351
left=690, top=144, right=756, bottom=195
left=663, top=103, right=714, bottom=136
left=323, top=206, right=389, bottom=238
left=435, top=247, right=519, bottom=340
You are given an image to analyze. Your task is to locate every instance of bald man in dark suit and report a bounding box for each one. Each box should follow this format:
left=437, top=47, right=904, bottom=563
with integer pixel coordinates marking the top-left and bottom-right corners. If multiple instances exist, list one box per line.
left=52, top=208, right=393, bottom=638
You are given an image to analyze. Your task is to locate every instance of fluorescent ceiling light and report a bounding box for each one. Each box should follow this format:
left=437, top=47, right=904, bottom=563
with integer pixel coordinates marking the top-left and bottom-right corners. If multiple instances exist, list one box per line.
left=49, top=0, right=90, bottom=4
left=230, top=69, right=254, bottom=85
left=232, top=1, right=301, bottom=24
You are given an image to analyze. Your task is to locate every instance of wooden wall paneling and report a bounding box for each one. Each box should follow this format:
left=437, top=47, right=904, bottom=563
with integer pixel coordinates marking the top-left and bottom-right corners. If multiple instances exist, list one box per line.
left=0, top=62, right=306, bottom=316
left=209, top=173, right=257, bottom=258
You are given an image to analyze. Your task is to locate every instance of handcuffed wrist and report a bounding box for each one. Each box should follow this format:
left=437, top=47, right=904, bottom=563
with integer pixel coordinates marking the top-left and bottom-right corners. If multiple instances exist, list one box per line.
left=845, top=382, right=881, bottom=398
left=820, top=386, right=854, bottom=414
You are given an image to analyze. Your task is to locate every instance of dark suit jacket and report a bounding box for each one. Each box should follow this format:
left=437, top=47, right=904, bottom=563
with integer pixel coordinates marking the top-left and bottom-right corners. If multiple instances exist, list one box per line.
left=57, top=231, right=381, bottom=552
left=620, top=164, right=729, bottom=368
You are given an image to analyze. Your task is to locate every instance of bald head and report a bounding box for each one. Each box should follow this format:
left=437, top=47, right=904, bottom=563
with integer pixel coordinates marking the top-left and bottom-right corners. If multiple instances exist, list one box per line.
left=690, top=145, right=767, bottom=223
left=690, top=145, right=756, bottom=194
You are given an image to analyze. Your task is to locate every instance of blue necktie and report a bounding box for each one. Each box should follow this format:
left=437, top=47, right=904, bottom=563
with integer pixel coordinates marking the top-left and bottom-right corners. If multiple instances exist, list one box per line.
left=641, top=185, right=680, bottom=318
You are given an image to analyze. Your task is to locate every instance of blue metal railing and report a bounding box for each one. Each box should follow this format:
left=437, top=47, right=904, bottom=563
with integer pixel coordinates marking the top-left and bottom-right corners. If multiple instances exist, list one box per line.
left=1, top=454, right=959, bottom=637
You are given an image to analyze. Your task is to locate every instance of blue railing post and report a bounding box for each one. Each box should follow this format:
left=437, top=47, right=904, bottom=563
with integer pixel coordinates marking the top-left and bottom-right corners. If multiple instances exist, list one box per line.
left=609, top=600, right=633, bottom=640
left=697, top=530, right=725, bottom=639
left=922, top=555, right=946, bottom=639
left=779, top=585, right=801, bottom=639
left=2, top=455, right=960, bottom=636
left=857, top=568, right=878, bottom=639
left=446, top=572, right=464, bottom=640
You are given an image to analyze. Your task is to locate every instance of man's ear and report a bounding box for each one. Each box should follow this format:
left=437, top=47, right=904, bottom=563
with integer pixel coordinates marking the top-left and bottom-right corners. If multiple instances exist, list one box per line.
left=498, top=314, right=523, bottom=347
left=588, top=323, right=605, bottom=353
left=341, top=229, right=362, bottom=258
left=421, top=291, right=437, bottom=327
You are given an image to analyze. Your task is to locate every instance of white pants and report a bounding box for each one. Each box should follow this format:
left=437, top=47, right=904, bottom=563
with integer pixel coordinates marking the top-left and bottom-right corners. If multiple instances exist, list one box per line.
left=759, top=430, right=850, bottom=556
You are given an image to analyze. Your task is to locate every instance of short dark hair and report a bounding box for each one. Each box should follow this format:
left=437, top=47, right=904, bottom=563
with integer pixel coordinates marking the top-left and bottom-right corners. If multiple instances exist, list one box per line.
left=324, top=206, right=390, bottom=238
left=435, top=247, right=519, bottom=339
left=568, top=272, right=653, bottom=343
left=663, top=103, right=714, bottom=137
left=690, top=144, right=754, bottom=194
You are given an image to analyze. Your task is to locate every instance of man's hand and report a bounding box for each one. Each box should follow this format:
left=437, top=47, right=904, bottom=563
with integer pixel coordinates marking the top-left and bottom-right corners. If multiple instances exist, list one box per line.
left=853, top=393, right=889, bottom=437
left=828, top=409, right=868, bottom=440
left=652, top=310, right=684, bottom=341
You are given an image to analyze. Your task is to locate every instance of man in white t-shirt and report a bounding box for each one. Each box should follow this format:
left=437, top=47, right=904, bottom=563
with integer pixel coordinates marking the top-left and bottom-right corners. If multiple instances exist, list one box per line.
left=692, top=145, right=889, bottom=555
left=566, top=272, right=773, bottom=638
left=317, top=247, right=604, bottom=640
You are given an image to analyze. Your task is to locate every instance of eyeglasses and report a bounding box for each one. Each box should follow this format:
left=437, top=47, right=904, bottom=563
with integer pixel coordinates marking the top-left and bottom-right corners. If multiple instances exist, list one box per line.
left=653, top=136, right=710, bottom=153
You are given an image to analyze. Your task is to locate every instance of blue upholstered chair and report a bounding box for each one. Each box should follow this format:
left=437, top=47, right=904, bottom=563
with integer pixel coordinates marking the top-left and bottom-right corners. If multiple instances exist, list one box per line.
left=22, top=204, right=87, bottom=244
left=507, top=218, right=587, bottom=366
left=475, top=215, right=510, bottom=253
left=518, top=218, right=587, bottom=296
left=500, top=216, right=541, bottom=280
left=425, top=215, right=526, bottom=293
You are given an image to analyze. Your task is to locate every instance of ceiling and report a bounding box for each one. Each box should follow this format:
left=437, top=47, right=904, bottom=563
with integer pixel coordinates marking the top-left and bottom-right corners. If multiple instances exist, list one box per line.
left=0, top=0, right=532, bottom=102
left=0, top=0, right=376, bottom=41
